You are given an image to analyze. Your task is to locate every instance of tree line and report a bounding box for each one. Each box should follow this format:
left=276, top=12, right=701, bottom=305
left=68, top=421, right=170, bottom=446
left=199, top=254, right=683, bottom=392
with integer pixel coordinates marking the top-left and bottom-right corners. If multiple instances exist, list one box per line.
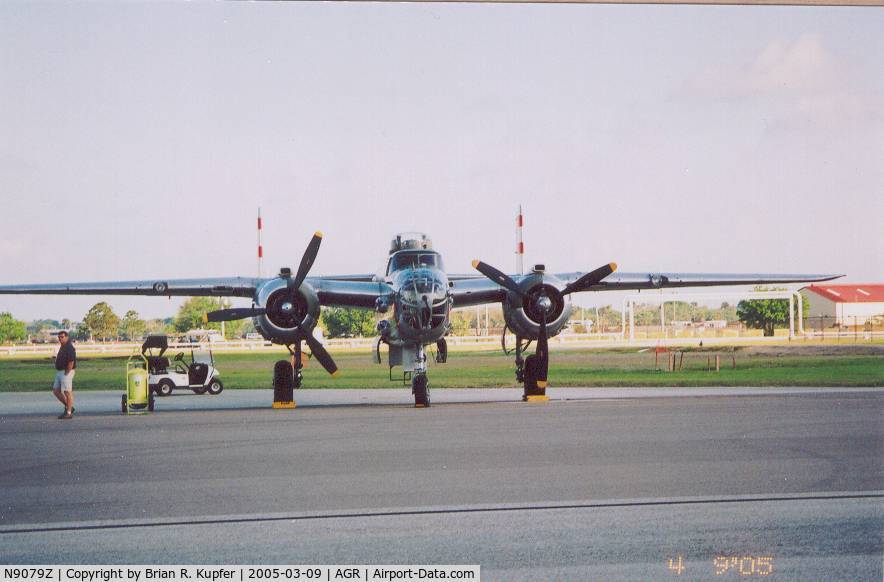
left=0, top=290, right=810, bottom=344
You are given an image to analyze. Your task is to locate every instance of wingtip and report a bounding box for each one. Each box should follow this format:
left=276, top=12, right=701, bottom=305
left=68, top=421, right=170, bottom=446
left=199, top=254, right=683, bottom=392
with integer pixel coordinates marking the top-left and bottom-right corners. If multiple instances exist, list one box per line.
left=331, top=370, right=340, bottom=378
left=201, top=314, right=208, bottom=323
left=609, top=262, right=618, bottom=272
left=471, top=260, right=480, bottom=269
left=314, top=231, right=323, bottom=238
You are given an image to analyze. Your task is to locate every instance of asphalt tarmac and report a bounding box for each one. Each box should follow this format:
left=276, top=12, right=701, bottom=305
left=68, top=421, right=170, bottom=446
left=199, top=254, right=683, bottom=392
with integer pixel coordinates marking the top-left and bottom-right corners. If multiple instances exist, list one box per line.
left=1, top=387, right=882, bottom=580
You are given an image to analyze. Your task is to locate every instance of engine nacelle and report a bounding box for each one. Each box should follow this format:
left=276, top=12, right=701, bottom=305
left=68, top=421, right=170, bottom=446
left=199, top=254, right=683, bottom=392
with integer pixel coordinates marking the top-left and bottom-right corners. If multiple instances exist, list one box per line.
left=252, top=278, right=321, bottom=345
left=502, top=272, right=573, bottom=340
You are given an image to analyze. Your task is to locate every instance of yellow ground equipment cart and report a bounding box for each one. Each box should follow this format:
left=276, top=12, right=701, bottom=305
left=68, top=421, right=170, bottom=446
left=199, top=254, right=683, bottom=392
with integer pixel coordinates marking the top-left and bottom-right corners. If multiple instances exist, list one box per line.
left=123, top=352, right=155, bottom=414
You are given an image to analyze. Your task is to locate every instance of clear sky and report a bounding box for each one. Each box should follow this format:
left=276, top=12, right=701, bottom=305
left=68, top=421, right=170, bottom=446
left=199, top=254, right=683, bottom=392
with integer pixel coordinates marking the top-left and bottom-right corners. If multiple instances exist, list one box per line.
left=1, top=2, right=882, bottom=321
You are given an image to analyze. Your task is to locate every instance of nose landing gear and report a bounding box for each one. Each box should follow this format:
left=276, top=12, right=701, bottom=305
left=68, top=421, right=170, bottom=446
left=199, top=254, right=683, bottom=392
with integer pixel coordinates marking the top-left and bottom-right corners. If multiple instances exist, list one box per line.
left=412, top=373, right=430, bottom=408
left=412, top=344, right=430, bottom=408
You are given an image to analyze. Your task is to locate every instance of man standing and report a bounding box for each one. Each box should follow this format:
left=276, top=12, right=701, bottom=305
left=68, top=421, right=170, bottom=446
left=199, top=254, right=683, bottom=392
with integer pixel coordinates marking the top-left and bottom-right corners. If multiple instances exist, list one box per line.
left=53, top=330, right=76, bottom=419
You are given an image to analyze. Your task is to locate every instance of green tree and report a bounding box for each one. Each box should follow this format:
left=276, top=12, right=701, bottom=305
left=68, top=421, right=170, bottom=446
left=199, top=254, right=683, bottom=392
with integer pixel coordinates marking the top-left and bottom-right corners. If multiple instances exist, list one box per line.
left=322, top=307, right=376, bottom=338
left=26, top=319, right=60, bottom=334
left=0, top=312, right=27, bottom=344
left=83, top=302, right=120, bottom=341
left=449, top=310, right=476, bottom=335
left=74, top=322, right=90, bottom=341
left=175, top=297, right=221, bottom=332
left=174, top=297, right=245, bottom=338
left=737, top=291, right=809, bottom=336
left=119, top=310, right=147, bottom=340
left=145, top=318, right=174, bottom=335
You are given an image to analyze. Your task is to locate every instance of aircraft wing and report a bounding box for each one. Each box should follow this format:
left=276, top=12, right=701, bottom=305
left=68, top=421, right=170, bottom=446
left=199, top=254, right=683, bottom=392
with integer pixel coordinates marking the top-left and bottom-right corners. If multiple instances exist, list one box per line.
left=0, top=277, right=261, bottom=297
left=0, top=275, right=392, bottom=310
left=450, top=271, right=843, bottom=308
left=555, top=271, right=844, bottom=292
left=313, top=279, right=393, bottom=309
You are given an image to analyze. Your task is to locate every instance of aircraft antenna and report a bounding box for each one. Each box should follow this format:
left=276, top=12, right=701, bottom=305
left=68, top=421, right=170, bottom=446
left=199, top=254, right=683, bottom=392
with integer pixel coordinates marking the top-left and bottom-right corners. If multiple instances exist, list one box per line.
left=516, top=204, right=524, bottom=276
left=257, top=207, right=264, bottom=278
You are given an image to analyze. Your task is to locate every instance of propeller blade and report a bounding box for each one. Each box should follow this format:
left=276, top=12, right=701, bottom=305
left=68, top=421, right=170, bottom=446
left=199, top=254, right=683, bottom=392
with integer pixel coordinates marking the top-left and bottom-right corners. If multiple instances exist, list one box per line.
left=303, top=332, right=339, bottom=377
left=205, top=307, right=266, bottom=323
left=471, top=260, right=525, bottom=297
left=562, top=262, right=617, bottom=295
left=535, top=311, right=549, bottom=389
left=291, top=231, right=324, bottom=291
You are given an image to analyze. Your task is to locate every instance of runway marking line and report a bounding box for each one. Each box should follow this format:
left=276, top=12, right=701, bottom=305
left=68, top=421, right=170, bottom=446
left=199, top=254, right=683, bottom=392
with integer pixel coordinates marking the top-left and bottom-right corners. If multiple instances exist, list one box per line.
left=2, top=492, right=881, bottom=536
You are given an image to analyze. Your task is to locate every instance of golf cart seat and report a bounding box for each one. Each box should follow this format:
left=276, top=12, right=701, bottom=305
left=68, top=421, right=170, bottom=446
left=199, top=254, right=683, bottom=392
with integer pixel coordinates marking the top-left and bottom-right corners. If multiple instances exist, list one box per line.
left=146, top=356, right=170, bottom=374
left=141, top=335, right=171, bottom=374
left=189, top=363, right=210, bottom=385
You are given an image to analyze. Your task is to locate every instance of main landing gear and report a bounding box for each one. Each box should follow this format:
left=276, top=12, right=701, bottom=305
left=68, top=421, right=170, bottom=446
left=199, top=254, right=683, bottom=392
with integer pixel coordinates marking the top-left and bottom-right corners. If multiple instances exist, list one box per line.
left=272, top=342, right=304, bottom=409
left=512, top=335, right=548, bottom=402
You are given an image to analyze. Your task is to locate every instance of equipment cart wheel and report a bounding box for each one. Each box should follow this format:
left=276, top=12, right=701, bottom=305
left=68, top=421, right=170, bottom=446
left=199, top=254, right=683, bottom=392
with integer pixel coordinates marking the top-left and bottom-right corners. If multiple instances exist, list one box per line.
left=121, top=394, right=127, bottom=414
left=207, top=379, right=223, bottom=395
left=412, top=373, right=430, bottom=408
left=157, top=379, right=174, bottom=397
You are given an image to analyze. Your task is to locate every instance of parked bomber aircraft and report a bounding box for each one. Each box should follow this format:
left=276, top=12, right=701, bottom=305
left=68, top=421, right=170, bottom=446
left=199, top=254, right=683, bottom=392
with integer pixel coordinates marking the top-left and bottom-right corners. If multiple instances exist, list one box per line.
left=0, top=232, right=841, bottom=406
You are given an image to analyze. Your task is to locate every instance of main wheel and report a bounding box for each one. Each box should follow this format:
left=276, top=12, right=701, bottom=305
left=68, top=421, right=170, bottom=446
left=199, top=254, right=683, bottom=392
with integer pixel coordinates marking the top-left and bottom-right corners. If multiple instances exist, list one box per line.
left=273, top=360, right=293, bottom=391
left=522, top=354, right=541, bottom=399
left=121, top=394, right=127, bottom=414
left=207, top=379, right=223, bottom=395
left=412, top=373, right=430, bottom=408
left=156, top=379, right=174, bottom=397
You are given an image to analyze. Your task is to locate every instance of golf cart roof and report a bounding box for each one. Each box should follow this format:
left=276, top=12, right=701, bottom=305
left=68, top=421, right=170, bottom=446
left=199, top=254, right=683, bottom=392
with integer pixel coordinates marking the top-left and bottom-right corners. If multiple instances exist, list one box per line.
left=142, top=334, right=168, bottom=356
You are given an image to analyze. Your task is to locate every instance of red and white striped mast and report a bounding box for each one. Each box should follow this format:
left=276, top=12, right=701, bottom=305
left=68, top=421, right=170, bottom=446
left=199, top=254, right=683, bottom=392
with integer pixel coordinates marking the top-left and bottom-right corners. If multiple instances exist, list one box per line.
left=516, top=204, right=525, bottom=275
left=257, top=207, right=264, bottom=278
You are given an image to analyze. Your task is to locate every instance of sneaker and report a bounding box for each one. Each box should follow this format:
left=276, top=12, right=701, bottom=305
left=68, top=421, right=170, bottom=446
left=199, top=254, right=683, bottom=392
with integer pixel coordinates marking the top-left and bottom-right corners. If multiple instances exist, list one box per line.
left=58, top=411, right=72, bottom=420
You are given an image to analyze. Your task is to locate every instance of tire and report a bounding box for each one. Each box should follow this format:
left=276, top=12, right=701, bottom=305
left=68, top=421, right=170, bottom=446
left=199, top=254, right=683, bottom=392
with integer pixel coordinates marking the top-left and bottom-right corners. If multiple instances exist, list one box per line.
left=412, top=373, right=430, bottom=408
left=121, top=394, right=127, bottom=414
left=522, top=355, right=541, bottom=399
left=148, top=394, right=155, bottom=412
left=207, top=379, right=223, bottom=395
left=156, top=379, right=174, bottom=397
left=273, top=360, right=293, bottom=391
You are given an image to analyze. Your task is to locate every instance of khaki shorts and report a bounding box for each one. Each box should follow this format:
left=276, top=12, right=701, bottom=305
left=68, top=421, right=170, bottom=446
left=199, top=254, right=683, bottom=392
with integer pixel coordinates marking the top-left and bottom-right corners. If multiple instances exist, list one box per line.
left=52, top=370, right=75, bottom=392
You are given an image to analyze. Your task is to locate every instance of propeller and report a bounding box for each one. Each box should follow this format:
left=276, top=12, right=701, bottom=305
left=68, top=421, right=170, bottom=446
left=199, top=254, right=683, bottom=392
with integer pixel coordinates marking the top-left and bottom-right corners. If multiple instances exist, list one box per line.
left=471, top=260, right=525, bottom=298
left=562, top=263, right=617, bottom=295
left=471, top=260, right=617, bottom=389
left=206, top=307, right=265, bottom=323
left=205, top=231, right=338, bottom=377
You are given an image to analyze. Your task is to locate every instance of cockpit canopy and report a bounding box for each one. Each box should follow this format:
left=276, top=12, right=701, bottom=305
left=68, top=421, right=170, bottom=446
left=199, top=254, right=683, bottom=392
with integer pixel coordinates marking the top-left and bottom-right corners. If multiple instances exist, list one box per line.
left=387, top=251, right=445, bottom=275
left=399, top=270, right=447, bottom=298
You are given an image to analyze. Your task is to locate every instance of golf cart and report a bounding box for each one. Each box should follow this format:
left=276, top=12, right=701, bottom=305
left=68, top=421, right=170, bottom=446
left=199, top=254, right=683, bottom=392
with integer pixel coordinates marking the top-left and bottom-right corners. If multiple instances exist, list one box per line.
left=141, top=334, right=223, bottom=396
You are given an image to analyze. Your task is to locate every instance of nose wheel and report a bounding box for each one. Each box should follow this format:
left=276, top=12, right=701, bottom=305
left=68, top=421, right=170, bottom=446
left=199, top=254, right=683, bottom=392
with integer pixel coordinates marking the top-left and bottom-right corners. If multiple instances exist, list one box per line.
left=412, top=373, right=430, bottom=407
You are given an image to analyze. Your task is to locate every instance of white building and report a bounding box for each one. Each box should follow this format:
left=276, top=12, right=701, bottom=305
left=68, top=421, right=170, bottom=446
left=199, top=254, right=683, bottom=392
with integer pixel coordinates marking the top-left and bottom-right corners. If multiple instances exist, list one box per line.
left=800, top=284, right=884, bottom=326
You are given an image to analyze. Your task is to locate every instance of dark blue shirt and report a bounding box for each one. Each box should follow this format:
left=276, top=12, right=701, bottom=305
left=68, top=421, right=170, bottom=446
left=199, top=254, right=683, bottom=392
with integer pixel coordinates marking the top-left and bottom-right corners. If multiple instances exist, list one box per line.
left=55, top=342, right=76, bottom=371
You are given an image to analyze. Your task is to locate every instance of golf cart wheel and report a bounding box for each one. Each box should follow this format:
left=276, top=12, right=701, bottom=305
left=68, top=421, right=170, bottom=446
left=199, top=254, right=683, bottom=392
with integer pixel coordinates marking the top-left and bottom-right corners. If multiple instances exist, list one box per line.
left=121, top=394, right=127, bottom=414
left=412, top=373, right=430, bottom=408
left=148, top=394, right=155, bottom=412
left=207, top=379, right=223, bottom=395
left=156, top=379, right=174, bottom=397
left=192, top=385, right=208, bottom=395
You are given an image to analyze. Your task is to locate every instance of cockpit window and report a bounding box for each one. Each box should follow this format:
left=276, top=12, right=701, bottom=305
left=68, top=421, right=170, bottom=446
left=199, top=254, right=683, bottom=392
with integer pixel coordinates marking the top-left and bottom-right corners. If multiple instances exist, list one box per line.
left=388, top=252, right=444, bottom=274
